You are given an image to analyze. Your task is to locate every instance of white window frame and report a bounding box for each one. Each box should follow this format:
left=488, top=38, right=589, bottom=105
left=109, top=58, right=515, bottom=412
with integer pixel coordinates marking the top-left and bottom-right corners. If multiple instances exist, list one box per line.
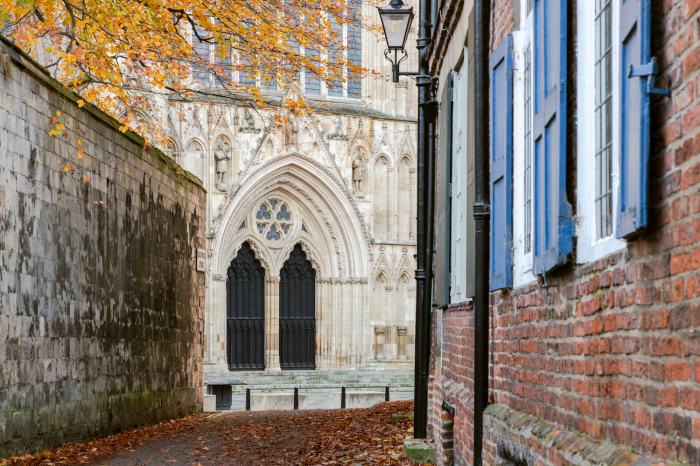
left=450, top=49, right=468, bottom=304
left=576, top=0, right=626, bottom=263
left=512, top=1, right=536, bottom=288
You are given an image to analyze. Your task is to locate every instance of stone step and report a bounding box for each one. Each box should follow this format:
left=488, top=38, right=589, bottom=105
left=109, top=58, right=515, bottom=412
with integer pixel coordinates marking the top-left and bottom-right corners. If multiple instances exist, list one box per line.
left=204, top=370, right=415, bottom=394
left=230, top=384, right=415, bottom=394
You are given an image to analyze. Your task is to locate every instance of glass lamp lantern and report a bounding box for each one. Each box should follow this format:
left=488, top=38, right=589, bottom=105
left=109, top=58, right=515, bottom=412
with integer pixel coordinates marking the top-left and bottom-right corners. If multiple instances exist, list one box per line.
left=378, top=0, right=414, bottom=82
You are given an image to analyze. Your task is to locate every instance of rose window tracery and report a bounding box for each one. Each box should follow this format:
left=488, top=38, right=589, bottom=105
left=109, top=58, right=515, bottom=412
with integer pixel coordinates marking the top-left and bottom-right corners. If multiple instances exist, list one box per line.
left=255, top=199, right=293, bottom=242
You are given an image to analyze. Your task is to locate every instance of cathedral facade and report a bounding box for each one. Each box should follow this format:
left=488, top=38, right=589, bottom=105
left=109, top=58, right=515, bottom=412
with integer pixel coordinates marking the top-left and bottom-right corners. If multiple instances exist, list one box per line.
left=161, top=6, right=419, bottom=372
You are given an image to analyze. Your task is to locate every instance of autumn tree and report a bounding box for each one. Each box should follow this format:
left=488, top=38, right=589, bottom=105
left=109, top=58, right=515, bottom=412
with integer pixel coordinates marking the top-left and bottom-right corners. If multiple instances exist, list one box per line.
left=0, top=0, right=372, bottom=143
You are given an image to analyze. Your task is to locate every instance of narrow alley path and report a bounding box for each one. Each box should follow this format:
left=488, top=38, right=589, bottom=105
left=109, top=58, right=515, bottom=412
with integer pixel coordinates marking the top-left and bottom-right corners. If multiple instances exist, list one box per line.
left=1, top=401, right=415, bottom=466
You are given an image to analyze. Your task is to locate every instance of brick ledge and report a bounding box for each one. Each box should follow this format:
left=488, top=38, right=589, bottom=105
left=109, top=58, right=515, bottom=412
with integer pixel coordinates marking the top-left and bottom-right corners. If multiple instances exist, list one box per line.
left=485, top=404, right=668, bottom=466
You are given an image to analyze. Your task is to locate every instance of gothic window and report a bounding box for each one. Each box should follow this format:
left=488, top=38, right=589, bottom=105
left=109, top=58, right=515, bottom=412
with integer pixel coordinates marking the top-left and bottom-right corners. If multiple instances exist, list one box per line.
left=185, top=140, right=205, bottom=181
left=255, top=199, right=293, bottom=242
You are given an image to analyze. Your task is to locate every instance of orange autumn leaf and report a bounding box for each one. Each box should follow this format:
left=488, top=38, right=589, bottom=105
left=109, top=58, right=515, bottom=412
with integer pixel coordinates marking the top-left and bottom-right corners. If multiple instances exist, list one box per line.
left=62, top=165, right=73, bottom=172
left=83, top=175, right=91, bottom=182
left=2, top=0, right=369, bottom=142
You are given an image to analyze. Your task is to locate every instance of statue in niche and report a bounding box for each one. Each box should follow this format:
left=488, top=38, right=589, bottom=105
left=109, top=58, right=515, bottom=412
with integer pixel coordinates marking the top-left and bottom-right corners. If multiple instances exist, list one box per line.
left=352, top=149, right=366, bottom=196
left=326, top=116, right=348, bottom=140
left=285, top=114, right=299, bottom=150
left=214, top=141, right=231, bottom=191
left=239, top=108, right=257, bottom=133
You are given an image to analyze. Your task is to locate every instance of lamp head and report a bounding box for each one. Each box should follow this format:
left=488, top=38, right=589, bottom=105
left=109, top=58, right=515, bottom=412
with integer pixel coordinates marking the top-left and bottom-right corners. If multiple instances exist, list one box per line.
left=378, top=0, right=413, bottom=51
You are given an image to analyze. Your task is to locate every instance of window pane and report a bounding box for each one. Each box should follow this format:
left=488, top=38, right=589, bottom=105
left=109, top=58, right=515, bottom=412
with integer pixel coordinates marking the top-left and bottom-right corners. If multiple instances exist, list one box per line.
left=594, top=0, right=613, bottom=239
left=524, top=44, right=533, bottom=253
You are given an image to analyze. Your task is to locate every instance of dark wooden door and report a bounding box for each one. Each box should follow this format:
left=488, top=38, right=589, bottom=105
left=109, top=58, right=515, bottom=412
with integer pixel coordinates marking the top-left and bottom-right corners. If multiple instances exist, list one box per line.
left=226, top=242, right=265, bottom=371
left=279, top=244, right=316, bottom=370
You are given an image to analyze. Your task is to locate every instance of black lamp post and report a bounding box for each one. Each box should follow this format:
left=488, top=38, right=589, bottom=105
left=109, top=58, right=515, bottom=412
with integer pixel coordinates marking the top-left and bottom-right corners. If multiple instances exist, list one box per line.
left=377, top=0, right=415, bottom=83
left=378, top=0, right=436, bottom=440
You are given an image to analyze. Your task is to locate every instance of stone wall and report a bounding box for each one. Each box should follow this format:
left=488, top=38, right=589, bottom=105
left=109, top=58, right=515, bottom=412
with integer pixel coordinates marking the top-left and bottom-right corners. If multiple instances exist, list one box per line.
left=0, top=38, right=206, bottom=457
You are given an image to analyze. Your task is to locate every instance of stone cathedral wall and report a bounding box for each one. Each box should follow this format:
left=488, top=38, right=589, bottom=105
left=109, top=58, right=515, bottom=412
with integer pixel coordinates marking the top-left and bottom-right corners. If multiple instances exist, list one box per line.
left=0, top=39, right=207, bottom=457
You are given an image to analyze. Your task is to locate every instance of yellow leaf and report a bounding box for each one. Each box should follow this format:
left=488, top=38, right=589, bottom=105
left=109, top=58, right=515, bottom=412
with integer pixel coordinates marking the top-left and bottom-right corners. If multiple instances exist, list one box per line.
left=56, top=110, right=61, bottom=116
left=77, top=100, right=85, bottom=107
left=49, top=129, right=60, bottom=136
left=77, top=139, right=82, bottom=145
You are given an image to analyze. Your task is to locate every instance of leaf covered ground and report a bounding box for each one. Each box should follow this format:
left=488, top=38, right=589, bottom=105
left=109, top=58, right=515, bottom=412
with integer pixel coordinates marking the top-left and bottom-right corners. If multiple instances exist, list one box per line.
left=1, top=400, right=416, bottom=465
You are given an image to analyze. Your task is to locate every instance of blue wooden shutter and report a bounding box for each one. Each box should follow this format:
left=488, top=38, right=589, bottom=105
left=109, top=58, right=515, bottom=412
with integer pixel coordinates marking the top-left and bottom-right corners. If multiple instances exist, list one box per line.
left=618, top=0, right=657, bottom=237
left=436, top=73, right=454, bottom=307
left=532, top=0, right=573, bottom=275
left=490, top=35, right=514, bottom=290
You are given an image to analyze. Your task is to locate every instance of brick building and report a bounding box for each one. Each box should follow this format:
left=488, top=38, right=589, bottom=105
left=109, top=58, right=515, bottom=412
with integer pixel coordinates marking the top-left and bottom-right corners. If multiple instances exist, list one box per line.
left=427, top=0, right=700, bottom=465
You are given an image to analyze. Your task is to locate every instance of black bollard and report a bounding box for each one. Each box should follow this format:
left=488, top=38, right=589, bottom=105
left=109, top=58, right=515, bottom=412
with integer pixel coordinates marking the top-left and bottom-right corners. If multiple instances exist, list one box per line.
left=294, top=387, right=299, bottom=410
left=341, top=387, right=346, bottom=409
left=385, top=386, right=390, bottom=402
left=245, top=388, right=251, bottom=411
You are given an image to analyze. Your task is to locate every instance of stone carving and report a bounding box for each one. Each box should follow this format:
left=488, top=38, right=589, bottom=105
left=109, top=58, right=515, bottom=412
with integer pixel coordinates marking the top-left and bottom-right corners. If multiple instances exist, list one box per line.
left=397, top=325, right=408, bottom=360
left=213, top=154, right=373, bottom=254
left=231, top=237, right=272, bottom=274
left=215, top=141, right=231, bottom=191
left=255, top=199, right=293, bottom=243
left=326, top=116, right=348, bottom=141
left=239, top=108, right=258, bottom=133
left=352, top=150, right=366, bottom=196
left=285, top=114, right=299, bottom=150
left=374, top=326, right=386, bottom=360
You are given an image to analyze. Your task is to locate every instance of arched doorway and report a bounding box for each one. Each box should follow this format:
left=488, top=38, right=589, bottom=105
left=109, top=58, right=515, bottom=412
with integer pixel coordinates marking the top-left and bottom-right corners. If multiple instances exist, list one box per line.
left=226, top=242, right=265, bottom=370
left=279, top=244, right=316, bottom=370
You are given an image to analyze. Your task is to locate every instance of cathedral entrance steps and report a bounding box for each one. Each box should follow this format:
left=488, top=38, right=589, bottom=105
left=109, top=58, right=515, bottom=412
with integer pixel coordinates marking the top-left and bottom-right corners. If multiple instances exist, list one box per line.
left=204, top=370, right=415, bottom=394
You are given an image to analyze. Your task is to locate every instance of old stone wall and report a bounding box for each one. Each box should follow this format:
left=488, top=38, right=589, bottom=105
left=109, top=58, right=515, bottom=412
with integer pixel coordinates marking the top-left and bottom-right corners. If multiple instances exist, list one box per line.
left=0, top=38, right=206, bottom=457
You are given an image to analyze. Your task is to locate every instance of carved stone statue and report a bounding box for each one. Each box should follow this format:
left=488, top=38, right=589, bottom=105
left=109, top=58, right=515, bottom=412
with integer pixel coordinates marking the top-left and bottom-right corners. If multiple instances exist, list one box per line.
left=352, top=151, right=366, bottom=193
left=326, top=116, right=348, bottom=140
left=285, top=114, right=299, bottom=150
left=239, top=108, right=257, bottom=133
left=214, top=141, right=231, bottom=190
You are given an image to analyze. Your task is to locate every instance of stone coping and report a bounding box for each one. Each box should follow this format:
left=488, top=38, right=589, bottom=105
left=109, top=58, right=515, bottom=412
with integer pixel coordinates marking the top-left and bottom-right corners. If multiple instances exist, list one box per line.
left=0, top=35, right=204, bottom=190
left=485, top=404, right=667, bottom=466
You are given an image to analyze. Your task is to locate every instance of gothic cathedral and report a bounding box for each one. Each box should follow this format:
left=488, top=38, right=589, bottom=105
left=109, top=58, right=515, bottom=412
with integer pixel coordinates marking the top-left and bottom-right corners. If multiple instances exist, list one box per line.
left=162, top=5, right=419, bottom=372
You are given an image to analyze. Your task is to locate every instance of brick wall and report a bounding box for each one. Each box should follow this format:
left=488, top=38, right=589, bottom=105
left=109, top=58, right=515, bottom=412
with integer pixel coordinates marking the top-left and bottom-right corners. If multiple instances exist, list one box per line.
left=0, top=38, right=206, bottom=457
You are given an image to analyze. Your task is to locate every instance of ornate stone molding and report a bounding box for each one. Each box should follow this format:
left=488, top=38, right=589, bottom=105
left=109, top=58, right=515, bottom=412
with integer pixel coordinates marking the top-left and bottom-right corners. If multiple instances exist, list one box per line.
left=397, top=325, right=408, bottom=336
left=212, top=154, right=371, bottom=252
left=230, top=237, right=272, bottom=274
left=279, top=238, right=323, bottom=276
left=317, top=277, right=368, bottom=284
left=266, top=276, right=281, bottom=283
left=374, top=326, right=386, bottom=335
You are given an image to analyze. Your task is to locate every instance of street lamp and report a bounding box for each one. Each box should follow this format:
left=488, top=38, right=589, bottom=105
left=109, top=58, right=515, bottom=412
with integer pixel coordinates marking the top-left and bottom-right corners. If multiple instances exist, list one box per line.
left=378, top=0, right=414, bottom=82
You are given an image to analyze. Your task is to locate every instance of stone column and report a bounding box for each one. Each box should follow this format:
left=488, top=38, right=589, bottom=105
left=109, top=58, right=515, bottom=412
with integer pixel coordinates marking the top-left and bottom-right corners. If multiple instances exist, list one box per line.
left=397, top=325, right=408, bottom=360
left=209, top=273, right=228, bottom=372
left=395, top=81, right=407, bottom=117
left=265, top=276, right=281, bottom=371
left=374, top=325, right=386, bottom=359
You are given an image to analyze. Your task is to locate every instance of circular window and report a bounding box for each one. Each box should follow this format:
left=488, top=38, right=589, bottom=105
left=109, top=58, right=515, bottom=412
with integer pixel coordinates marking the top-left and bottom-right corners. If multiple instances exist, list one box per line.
left=255, top=199, right=293, bottom=242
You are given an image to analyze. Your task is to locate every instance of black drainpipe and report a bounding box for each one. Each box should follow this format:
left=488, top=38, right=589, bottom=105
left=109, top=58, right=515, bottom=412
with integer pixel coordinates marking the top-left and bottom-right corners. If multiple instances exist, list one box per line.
left=473, top=0, right=490, bottom=465
left=413, top=0, right=435, bottom=440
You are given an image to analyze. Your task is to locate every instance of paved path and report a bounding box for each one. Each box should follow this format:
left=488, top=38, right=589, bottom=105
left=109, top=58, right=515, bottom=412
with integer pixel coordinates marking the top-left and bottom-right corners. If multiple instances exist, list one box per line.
left=92, top=400, right=415, bottom=466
